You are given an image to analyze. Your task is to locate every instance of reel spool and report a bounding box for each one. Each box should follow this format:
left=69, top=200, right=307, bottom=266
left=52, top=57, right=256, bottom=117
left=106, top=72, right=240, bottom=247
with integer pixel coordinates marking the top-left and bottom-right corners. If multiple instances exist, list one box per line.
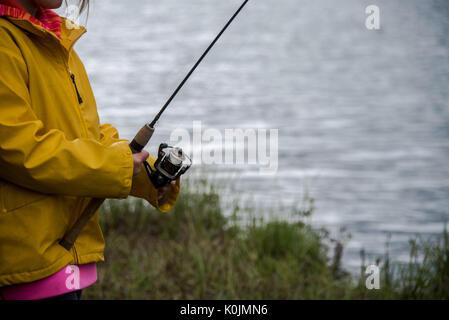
left=144, top=143, right=192, bottom=188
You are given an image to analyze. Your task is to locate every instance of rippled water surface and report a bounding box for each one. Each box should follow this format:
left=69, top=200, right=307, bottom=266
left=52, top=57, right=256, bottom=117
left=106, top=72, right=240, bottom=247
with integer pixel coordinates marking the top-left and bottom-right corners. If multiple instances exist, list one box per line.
left=72, top=0, right=449, bottom=271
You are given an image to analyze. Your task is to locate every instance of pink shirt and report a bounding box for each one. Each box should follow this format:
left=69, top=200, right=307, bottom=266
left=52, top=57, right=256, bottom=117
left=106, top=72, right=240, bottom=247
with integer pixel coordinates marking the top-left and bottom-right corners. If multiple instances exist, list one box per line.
left=0, top=263, right=97, bottom=300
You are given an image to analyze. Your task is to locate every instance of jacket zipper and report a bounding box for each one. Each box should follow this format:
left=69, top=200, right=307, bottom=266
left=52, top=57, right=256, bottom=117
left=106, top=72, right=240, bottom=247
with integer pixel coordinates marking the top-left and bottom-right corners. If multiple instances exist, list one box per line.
left=70, top=73, right=83, bottom=104
left=58, top=41, right=89, bottom=137
left=62, top=57, right=89, bottom=137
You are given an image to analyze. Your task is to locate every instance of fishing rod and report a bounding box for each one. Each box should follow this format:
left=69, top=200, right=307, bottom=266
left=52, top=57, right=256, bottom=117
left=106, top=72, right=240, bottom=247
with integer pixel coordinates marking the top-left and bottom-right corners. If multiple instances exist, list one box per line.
left=129, top=0, right=250, bottom=153
left=59, top=0, right=251, bottom=251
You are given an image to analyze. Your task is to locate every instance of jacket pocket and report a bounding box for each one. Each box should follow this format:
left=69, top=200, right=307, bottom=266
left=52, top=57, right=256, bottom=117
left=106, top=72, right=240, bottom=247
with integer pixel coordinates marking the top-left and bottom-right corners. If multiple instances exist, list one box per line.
left=0, top=180, right=48, bottom=214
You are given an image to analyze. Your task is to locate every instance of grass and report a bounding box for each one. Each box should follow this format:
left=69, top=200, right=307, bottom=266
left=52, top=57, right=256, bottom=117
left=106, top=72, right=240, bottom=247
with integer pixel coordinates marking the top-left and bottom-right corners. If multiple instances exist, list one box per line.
left=83, top=180, right=449, bottom=300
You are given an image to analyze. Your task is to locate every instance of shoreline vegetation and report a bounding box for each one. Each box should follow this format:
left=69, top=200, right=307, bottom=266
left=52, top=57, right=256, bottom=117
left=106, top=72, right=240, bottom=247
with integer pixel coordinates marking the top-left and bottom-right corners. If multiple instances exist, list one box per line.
left=84, top=179, right=449, bottom=300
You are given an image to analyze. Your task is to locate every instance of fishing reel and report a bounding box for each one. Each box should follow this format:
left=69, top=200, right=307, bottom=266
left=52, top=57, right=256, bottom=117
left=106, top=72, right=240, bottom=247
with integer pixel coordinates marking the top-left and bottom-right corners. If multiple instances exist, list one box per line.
left=143, top=143, right=192, bottom=188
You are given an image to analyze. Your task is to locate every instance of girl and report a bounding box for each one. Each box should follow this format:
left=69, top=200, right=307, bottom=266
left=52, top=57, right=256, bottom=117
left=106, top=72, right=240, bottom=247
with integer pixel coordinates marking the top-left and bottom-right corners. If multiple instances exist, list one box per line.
left=0, top=0, right=180, bottom=300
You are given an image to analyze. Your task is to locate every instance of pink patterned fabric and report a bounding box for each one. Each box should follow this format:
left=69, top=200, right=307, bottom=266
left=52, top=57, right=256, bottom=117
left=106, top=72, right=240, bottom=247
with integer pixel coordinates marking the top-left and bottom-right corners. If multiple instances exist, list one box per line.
left=0, top=263, right=97, bottom=300
left=0, top=0, right=62, bottom=38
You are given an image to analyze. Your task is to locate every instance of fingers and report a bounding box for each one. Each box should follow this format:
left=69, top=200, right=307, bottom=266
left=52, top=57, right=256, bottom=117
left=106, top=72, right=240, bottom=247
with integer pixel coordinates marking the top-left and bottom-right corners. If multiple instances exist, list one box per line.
left=135, top=150, right=149, bottom=162
left=157, top=181, right=176, bottom=196
left=132, top=150, right=150, bottom=177
left=157, top=185, right=171, bottom=199
left=157, top=180, right=177, bottom=206
left=158, top=189, right=168, bottom=205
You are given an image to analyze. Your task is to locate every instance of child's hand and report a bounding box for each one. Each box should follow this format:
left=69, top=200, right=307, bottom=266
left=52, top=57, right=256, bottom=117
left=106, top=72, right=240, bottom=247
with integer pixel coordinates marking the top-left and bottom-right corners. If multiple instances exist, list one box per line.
left=132, top=151, right=150, bottom=177
left=158, top=180, right=177, bottom=206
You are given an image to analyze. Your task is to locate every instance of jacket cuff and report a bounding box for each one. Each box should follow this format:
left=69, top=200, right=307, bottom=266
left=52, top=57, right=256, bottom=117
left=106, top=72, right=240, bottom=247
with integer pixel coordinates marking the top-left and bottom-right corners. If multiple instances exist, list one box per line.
left=111, top=141, right=134, bottom=199
left=129, top=154, right=180, bottom=212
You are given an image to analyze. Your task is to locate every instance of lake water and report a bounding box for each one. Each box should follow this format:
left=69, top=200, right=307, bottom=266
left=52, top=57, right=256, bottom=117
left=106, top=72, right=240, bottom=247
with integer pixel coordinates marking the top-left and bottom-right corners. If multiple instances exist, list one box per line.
left=72, top=0, right=449, bottom=272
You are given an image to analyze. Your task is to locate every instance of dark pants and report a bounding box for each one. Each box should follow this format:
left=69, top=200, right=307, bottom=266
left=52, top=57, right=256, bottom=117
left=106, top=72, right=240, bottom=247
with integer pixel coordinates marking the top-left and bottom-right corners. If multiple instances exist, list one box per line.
left=44, top=290, right=82, bottom=300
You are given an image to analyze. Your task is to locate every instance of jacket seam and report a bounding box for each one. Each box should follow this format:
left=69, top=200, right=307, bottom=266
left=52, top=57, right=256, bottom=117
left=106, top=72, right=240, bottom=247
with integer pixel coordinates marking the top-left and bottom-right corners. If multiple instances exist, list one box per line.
left=0, top=18, right=31, bottom=81
left=1, top=194, right=49, bottom=214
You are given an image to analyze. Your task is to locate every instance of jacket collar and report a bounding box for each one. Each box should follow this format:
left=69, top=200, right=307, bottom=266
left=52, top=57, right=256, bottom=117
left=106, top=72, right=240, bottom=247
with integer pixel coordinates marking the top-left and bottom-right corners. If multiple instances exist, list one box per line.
left=0, top=0, right=62, bottom=37
left=0, top=1, right=86, bottom=53
left=0, top=0, right=26, bottom=10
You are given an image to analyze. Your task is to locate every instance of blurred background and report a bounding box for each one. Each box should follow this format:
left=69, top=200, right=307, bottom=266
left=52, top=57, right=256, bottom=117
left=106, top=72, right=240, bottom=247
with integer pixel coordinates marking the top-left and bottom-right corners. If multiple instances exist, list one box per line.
left=64, top=0, right=449, bottom=274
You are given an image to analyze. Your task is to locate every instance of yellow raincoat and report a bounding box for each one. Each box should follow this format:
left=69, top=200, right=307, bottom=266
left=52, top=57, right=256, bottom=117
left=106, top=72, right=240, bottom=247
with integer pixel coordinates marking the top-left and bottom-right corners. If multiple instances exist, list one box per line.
left=0, top=15, right=180, bottom=286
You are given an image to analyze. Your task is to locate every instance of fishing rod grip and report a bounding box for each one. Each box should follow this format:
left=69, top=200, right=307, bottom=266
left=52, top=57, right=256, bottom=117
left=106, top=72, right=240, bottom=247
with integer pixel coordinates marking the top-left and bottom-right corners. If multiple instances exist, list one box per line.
left=129, top=123, right=155, bottom=153
left=59, top=197, right=105, bottom=251
left=60, top=125, right=155, bottom=251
